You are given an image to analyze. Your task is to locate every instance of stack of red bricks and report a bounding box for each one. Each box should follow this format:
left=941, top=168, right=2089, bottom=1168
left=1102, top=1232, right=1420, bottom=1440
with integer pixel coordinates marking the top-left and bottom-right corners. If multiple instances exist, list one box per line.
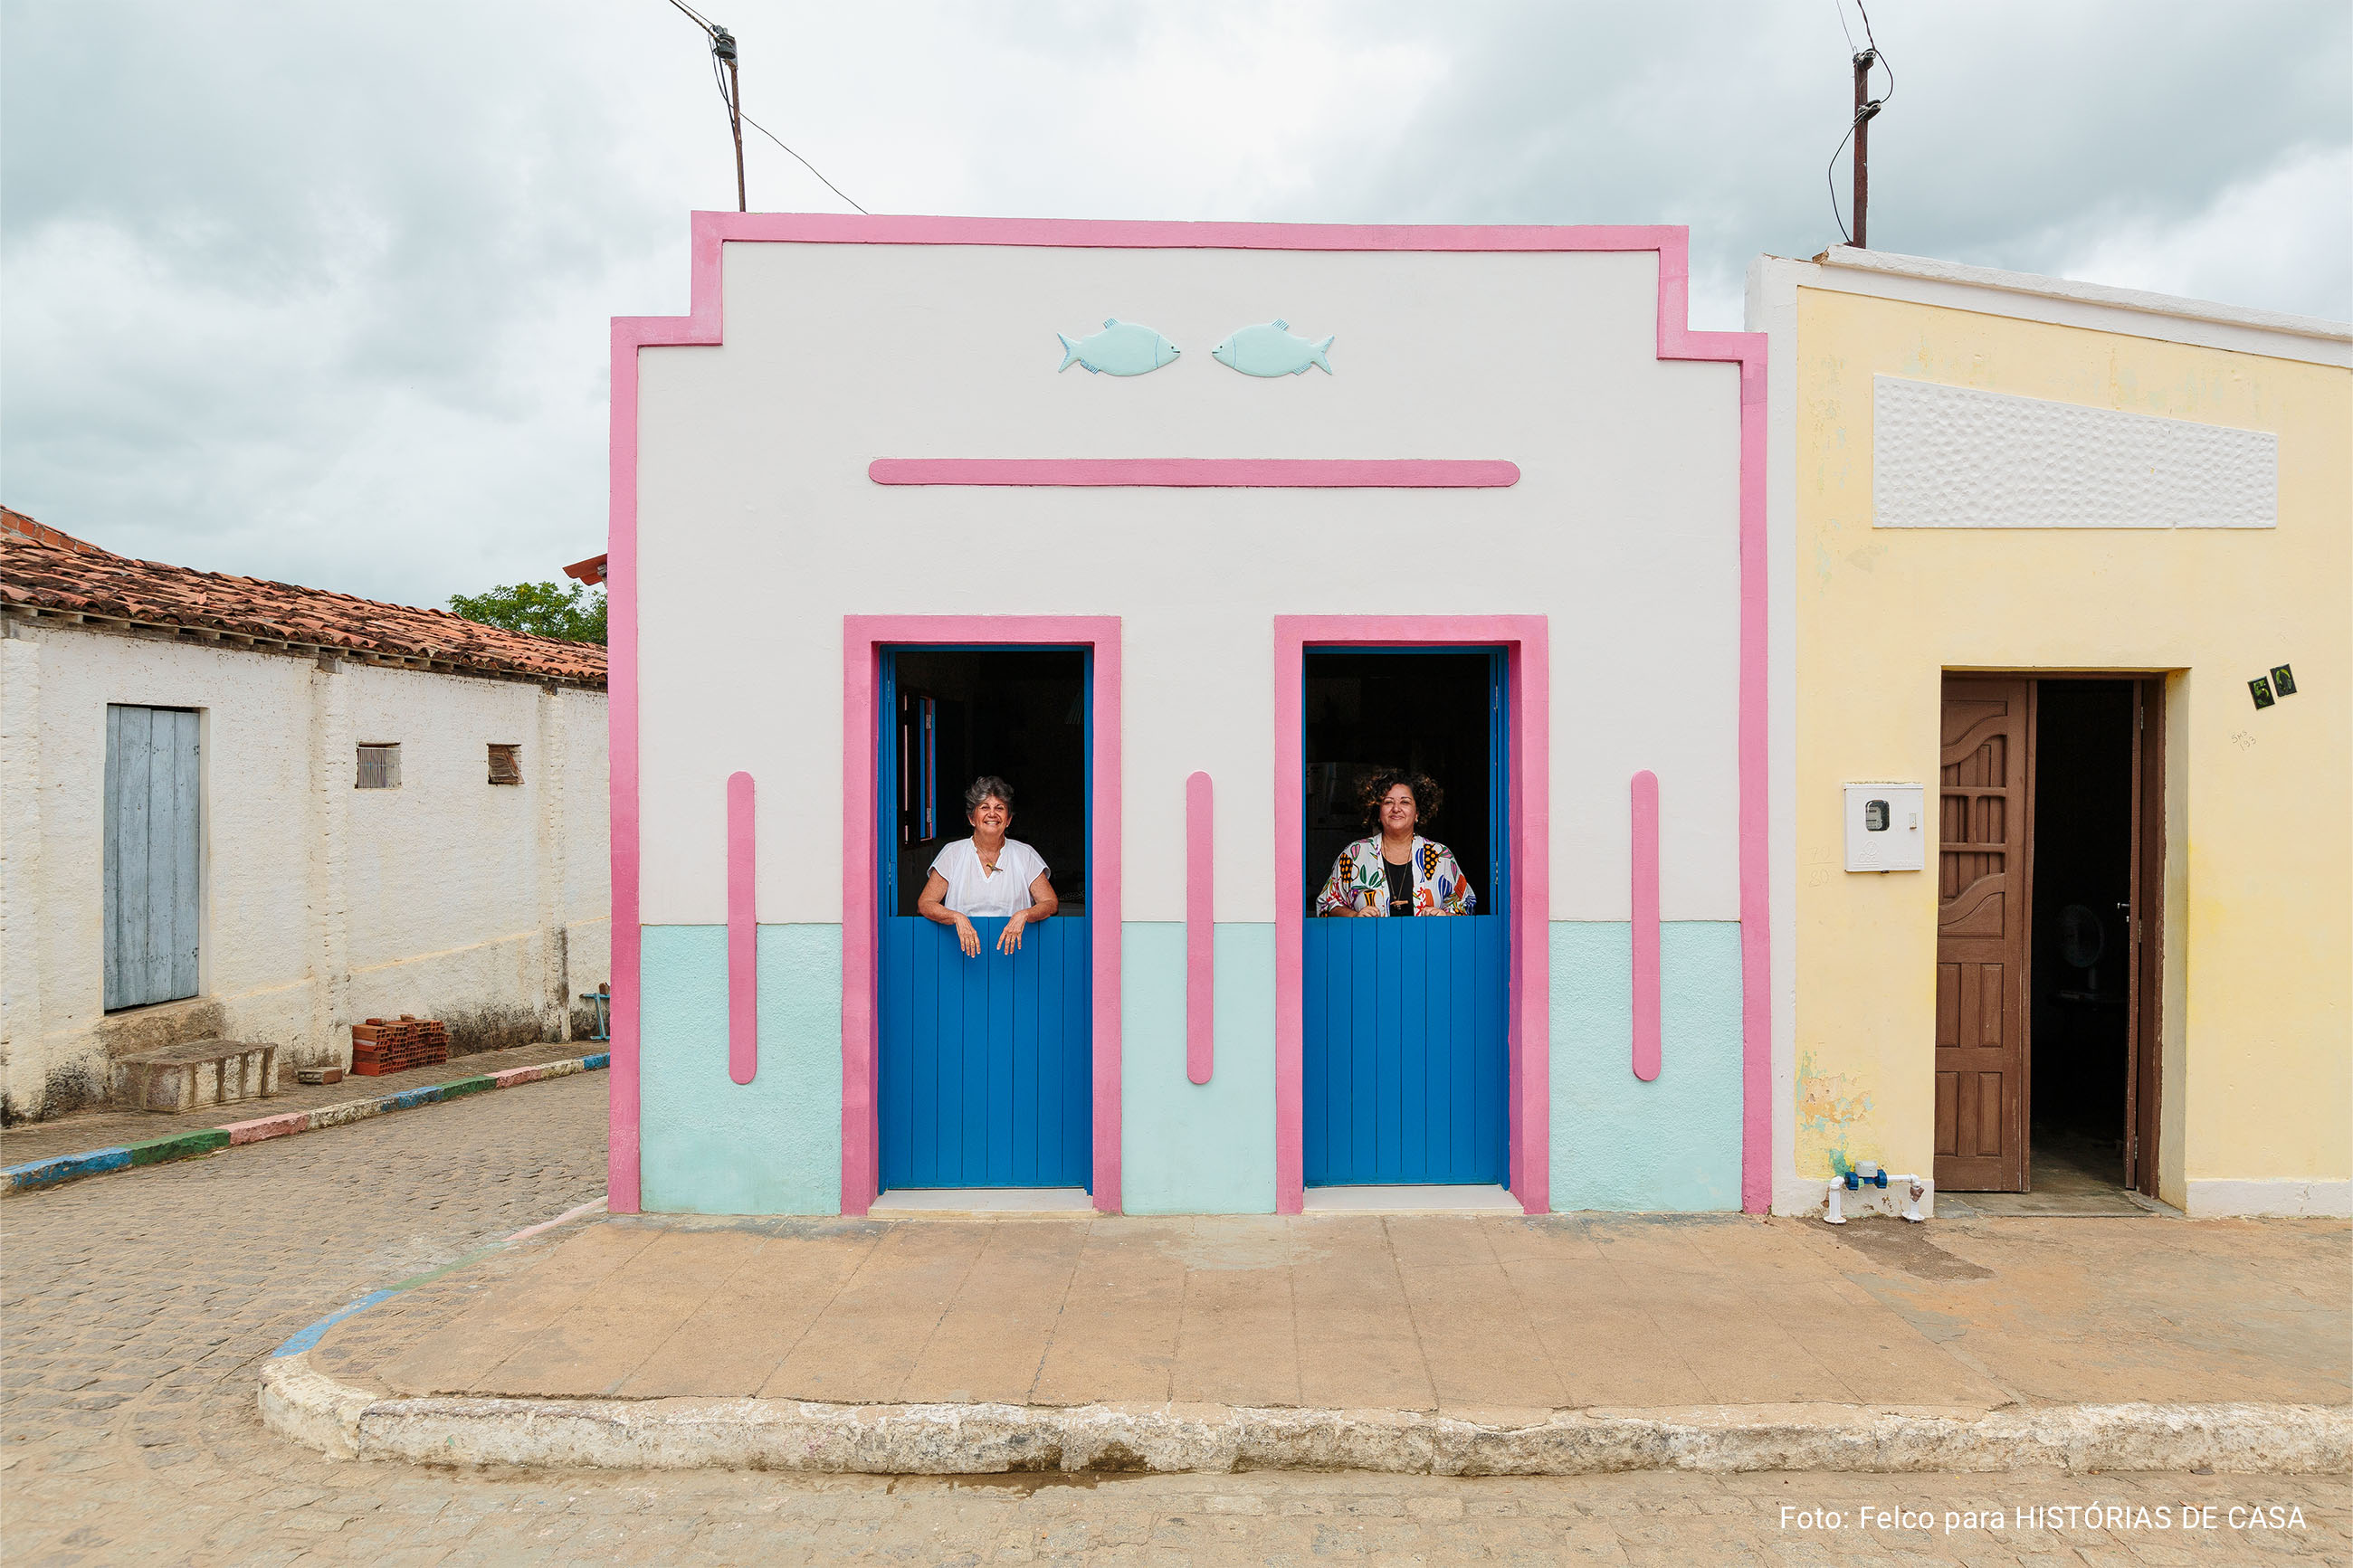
left=349, top=1015, right=450, bottom=1077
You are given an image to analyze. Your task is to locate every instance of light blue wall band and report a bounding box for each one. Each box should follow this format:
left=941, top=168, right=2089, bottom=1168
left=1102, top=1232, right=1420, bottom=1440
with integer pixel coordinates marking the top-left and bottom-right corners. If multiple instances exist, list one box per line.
left=634, top=920, right=1736, bottom=1217
left=1550, top=921, right=1745, bottom=1211
left=640, top=925, right=843, bottom=1215
left=1121, top=922, right=1277, bottom=1213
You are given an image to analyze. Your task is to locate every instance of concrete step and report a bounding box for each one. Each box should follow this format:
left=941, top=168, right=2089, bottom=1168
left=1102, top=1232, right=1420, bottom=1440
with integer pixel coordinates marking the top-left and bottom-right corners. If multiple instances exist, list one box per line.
left=111, top=1039, right=279, bottom=1114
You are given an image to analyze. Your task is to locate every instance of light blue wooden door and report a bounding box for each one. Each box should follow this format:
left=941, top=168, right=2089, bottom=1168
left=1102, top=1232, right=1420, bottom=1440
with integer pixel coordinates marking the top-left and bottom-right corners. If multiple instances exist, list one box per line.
left=103, top=705, right=201, bottom=1011
left=879, top=916, right=1092, bottom=1189
left=1304, top=917, right=1509, bottom=1184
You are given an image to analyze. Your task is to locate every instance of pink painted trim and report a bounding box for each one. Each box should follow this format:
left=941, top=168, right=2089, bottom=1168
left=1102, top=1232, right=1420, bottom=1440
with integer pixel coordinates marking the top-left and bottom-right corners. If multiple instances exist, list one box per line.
left=614, top=212, right=1768, bottom=1216
left=687, top=212, right=1686, bottom=253
left=841, top=615, right=1122, bottom=1216
left=223, top=1110, right=308, bottom=1146
left=1630, top=771, right=1662, bottom=1083
left=870, top=459, right=1519, bottom=489
left=727, top=771, right=758, bottom=1086
left=1274, top=616, right=1550, bottom=1215
left=1186, top=771, right=1215, bottom=1086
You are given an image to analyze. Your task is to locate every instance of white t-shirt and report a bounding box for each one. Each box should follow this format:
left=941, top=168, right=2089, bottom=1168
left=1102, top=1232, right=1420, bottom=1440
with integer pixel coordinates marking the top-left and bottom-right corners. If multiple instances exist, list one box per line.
left=929, top=837, right=1050, bottom=917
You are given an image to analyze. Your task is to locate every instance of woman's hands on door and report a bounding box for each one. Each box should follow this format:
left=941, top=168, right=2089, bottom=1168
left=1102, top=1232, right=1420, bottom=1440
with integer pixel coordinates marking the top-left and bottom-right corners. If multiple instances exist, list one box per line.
left=996, top=911, right=1028, bottom=955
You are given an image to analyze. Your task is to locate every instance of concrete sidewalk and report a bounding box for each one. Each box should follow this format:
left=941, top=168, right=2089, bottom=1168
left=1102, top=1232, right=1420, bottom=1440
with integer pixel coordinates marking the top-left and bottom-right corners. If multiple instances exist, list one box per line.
left=270, top=1210, right=2351, bottom=1476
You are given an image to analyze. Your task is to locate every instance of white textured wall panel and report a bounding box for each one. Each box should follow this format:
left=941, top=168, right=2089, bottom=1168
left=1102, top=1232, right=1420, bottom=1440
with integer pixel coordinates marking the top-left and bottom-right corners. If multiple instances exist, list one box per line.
left=1872, top=375, right=2276, bottom=529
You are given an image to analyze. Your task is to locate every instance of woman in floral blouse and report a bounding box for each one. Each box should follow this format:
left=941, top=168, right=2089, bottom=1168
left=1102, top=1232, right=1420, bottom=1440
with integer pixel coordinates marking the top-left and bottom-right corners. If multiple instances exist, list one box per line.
left=1315, top=771, right=1477, bottom=917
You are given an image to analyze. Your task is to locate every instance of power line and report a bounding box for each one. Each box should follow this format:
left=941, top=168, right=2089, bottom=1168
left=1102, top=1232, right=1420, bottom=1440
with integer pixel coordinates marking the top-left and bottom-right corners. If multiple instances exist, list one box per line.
left=741, top=110, right=869, bottom=215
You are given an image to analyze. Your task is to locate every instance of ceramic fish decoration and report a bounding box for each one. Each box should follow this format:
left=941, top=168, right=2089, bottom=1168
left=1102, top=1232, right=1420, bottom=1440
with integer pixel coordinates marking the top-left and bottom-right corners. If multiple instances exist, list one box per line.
left=1056, top=318, right=1181, bottom=375
left=1212, top=319, right=1334, bottom=376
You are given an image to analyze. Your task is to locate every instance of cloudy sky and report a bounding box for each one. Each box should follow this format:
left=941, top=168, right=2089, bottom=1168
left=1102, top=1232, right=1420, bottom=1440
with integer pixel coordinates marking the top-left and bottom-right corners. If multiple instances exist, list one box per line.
left=4, top=1, right=2347, bottom=609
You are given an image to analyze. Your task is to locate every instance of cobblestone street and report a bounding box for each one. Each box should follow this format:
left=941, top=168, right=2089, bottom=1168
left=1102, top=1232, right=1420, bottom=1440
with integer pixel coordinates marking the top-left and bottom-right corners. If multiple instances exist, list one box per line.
left=3, top=1071, right=2345, bottom=1565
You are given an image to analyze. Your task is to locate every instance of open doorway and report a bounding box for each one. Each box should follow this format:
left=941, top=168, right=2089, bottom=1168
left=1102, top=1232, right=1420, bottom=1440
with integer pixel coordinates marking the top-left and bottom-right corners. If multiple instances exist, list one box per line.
left=1304, top=651, right=1498, bottom=910
left=888, top=650, right=1087, bottom=916
left=877, top=647, right=1091, bottom=1192
left=1300, top=648, right=1508, bottom=1187
left=2028, top=681, right=2137, bottom=1200
left=1935, top=674, right=2164, bottom=1199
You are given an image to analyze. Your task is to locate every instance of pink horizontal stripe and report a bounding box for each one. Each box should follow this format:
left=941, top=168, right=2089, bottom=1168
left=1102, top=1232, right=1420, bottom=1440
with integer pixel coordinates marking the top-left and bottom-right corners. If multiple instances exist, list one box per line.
left=222, top=1110, right=310, bottom=1145
left=869, top=459, right=1519, bottom=489
left=1186, top=771, right=1215, bottom=1087
left=491, top=1064, right=549, bottom=1088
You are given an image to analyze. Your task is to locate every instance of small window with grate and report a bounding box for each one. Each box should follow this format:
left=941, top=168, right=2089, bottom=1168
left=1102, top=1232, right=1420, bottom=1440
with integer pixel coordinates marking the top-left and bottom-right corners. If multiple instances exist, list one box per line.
left=487, top=743, right=522, bottom=785
left=356, top=743, right=400, bottom=789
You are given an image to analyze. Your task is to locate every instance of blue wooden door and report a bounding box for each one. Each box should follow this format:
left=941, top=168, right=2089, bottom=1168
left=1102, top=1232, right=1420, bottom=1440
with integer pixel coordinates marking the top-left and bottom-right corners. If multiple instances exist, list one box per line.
left=1303, top=649, right=1510, bottom=1186
left=880, top=916, right=1092, bottom=1188
left=876, top=648, right=1092, bottom=1191
left=103, top=705, right=202, bottom=1012
left=1305, top=917, right=1508, bottom=1184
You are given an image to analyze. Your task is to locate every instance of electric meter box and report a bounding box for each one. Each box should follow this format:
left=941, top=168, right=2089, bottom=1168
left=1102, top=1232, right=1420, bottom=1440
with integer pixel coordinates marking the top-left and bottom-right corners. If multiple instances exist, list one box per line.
left=1843, top=782, right=1926, bottom=871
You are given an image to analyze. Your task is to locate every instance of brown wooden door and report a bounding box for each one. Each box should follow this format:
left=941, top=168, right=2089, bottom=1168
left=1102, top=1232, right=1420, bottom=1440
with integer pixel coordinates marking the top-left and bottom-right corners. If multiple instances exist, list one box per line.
left=1936, top=678, right=2034, bottom=1191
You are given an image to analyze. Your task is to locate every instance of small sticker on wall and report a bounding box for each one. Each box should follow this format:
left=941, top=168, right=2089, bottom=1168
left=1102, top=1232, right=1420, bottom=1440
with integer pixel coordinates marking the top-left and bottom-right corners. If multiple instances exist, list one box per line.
left=2271, top=663, right=2297, bottom=698
left=2249, top=676, right=2275, bottom=709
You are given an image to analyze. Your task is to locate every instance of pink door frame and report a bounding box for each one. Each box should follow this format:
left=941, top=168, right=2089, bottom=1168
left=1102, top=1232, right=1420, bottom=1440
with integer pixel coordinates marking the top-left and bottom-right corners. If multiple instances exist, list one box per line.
left=1275, top=617, right=1551, bottom=1213
left=606, top=213, right=1767, bottom=1216
left=838, top=616, right=1123, bottom=1215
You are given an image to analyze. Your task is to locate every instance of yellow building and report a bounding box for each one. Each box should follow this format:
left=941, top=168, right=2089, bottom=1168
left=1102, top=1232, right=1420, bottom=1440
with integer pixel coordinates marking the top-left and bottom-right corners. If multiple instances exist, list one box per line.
left=1748, top=248, right=2350, bottom=1219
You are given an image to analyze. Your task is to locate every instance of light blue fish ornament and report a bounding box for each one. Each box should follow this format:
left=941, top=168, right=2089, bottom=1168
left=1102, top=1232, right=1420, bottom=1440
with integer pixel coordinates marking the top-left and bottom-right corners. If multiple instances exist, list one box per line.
left=1211, top=319, right=1334, bottom=376
left=1056, top=318, right=1181, bottom=375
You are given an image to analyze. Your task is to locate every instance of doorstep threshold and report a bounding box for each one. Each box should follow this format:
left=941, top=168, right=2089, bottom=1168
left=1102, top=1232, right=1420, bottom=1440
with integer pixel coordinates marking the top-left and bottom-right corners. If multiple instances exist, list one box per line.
left=870, top=1187, right=1096, bottom=1215
left=1303, top=1184, right=1523, bottom=1214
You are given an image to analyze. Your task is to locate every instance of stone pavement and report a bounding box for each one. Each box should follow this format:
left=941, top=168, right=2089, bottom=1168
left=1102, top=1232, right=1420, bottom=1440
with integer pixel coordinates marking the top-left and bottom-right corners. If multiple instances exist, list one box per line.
left=5, top=1071, right=2348, bottom=1564
left=0, top=1039, right=595, bottom=1168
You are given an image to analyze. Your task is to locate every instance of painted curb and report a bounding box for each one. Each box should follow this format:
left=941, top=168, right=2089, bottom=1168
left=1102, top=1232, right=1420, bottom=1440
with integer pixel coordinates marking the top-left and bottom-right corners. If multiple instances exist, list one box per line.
left=256, top=1366, right=2353, bottom=1477
left=3, top=1052, right=611, bottom=1196
left=127, top=1127, right=232, bottom=1165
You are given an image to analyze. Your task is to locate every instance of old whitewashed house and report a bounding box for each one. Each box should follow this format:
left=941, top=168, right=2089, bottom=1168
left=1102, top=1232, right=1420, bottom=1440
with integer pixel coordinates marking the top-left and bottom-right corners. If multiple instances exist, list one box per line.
left=0, top=508, right=609, bottom=1121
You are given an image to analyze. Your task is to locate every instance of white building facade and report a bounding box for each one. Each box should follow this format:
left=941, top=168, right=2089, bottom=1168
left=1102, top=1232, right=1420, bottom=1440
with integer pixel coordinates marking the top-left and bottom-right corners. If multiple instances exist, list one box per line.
left=0, top=513, right=610, bottom=1121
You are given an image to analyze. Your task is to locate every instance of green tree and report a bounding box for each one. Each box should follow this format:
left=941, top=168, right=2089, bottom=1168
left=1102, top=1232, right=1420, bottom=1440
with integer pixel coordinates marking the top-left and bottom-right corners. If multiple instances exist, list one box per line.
left=447, top=580, right=606, bottom=644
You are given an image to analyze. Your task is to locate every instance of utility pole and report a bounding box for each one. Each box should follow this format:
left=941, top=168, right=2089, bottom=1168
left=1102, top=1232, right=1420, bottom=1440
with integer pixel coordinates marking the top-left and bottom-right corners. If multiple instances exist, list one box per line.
left=1851, top=46, right=1880, bottom=249
left=669, top=2, right=748, bottom=212
left=715, top=26, right=745, bottom=213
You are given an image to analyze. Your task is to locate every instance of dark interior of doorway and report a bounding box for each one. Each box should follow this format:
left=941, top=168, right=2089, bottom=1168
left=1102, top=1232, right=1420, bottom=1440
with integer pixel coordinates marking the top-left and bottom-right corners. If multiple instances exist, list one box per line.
left=2028, top=680, right=2136, bottom=1195
left=891, top=651, right=1086, bottom=917
left=1303, top=651, right=1494, bottom=916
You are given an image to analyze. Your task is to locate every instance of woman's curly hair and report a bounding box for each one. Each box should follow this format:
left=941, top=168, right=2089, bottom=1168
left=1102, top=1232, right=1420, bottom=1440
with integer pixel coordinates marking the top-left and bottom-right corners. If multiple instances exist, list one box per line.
left=1357, top=769, right=1442, bottom=830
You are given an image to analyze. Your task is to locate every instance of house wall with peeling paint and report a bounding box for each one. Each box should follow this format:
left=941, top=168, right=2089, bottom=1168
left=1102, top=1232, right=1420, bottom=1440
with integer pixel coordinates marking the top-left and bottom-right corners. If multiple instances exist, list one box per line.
left=0, top=614, right=610, bottom=1121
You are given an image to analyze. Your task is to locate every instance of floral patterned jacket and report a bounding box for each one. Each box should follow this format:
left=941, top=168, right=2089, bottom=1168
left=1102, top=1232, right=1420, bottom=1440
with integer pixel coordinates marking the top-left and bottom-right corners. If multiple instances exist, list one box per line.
left=1315, top=836, right=1478, bottom=917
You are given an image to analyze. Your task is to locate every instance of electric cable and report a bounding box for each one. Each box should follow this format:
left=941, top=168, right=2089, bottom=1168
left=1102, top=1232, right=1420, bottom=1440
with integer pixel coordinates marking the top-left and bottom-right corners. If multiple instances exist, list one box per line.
left=740, top=111, right=870, bottom=214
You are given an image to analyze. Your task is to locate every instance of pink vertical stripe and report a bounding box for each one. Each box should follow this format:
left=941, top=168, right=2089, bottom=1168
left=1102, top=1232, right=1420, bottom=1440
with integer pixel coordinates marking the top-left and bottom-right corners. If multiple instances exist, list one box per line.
left=1186, top=772, right=1215, bottom=1086
left=1630, top=771, right=1662, bottom=1082
left=727, top=772, right=757, bottom=1086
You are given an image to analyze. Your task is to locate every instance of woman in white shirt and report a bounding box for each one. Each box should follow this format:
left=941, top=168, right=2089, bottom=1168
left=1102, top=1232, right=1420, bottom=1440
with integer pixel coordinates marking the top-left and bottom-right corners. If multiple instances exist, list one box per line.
left=918, top=775, right=1061, bottom=955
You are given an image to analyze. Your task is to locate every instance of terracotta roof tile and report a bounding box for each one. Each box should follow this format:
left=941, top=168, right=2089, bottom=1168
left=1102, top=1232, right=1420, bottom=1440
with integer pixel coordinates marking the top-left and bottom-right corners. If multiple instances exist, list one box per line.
left=0, top=509, right=605, bottom=688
